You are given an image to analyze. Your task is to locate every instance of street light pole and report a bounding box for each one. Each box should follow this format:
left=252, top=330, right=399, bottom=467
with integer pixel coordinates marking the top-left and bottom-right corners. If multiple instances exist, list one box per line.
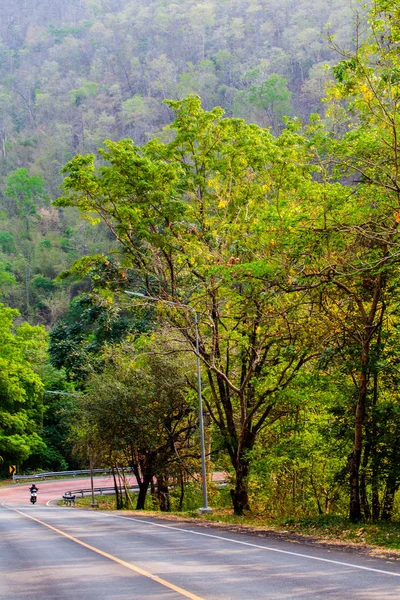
left=125, top=291, right=212, bottom=515
left=89, top=449, right=97, bottom=508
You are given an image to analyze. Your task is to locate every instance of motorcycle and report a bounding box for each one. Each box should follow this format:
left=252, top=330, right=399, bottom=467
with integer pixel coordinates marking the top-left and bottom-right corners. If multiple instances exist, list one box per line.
left=30, top=490, right=38, bottom=504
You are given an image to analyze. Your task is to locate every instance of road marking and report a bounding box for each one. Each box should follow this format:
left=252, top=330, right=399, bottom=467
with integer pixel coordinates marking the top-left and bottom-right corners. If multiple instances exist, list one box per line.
left=9, top=508, right=203, bottom=600
left=108, top=515, right=400, bottom=578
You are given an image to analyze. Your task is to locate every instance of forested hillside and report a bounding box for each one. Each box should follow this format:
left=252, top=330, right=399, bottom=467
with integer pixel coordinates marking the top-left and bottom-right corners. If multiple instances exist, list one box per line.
left=0, top=0, right=358, bottom=324
left=0, top=0, right=356, bottom=180
left=5, top=0, right=400, bottom=529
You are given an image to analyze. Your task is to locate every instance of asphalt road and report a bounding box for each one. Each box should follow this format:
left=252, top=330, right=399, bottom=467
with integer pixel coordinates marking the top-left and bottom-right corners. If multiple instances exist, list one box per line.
left=1, top=484, right=400, bottom=599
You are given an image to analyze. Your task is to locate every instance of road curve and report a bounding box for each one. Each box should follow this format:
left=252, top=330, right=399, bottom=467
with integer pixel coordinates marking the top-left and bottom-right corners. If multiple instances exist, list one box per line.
left=0, top=475, right=137, bottom=505
left=0, top=473, right=225, bottom=506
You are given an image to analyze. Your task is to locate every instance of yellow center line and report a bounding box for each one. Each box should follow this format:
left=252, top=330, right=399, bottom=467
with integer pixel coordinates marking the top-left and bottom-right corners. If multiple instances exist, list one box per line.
left=11, top=508, right=204, bottom=600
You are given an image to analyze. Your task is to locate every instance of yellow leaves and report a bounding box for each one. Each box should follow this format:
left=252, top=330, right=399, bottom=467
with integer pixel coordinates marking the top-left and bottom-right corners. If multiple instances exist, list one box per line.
left=256, top=326, right=262, bottom=334
left=360, top=83, right=373, bottom=102
left=218, top=199, right=228, bottom=209
left=394, top=210, right=400, bottom=222
left=328, top=86, right=343, bottom=102
left=208, top=176, right=220, bottom=190
left=81, top=214, right=101, bottom=225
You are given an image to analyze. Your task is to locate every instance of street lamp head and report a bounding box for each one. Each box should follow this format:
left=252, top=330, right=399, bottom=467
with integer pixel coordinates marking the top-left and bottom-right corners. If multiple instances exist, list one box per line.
left=124, top=290, right=194, bottom=313
left=124, top=291, right=146, bottom=298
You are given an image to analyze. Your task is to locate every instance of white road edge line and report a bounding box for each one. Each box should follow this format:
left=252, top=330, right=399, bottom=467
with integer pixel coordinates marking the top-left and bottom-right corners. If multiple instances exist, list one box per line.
left=103, top=514, right=400, bottom=578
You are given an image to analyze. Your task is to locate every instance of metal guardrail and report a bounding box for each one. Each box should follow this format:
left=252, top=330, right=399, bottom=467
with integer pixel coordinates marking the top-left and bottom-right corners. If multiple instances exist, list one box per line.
left=66, top=485, right=139, bottom=498
left=13, top=468, right=133, bottom=481
left=66, top=481, right=226, bottom=499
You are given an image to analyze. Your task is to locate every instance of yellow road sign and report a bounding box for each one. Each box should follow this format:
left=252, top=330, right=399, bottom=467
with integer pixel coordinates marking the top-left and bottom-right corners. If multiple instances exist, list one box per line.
left=9, top=465, right=16, bottom=476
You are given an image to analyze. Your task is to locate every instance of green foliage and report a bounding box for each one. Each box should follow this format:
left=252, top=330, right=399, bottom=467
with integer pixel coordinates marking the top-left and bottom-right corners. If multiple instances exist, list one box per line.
left=247, top=74, right=293, bottom=130
left=49, top=292, right=149, bottom=381
left=1, top=0, right=399, bottom=522
left=48, top=22, right=92, bottom=43
left=70, top=82, right=100, bottom=106
left=0, top=0, right=357, bottom=192
left=31, top=275, right=54, bottom=292
left=0, top=261, right=17, bottom=296
left=58, top=94, right=328, bottom=514
left=79, top=333, right=197, bottom=509
left=0, top=231, right=15, bottom=253
left=4, top=168, right=48, bottom=219
left=0, top=304, right=46, bottom=471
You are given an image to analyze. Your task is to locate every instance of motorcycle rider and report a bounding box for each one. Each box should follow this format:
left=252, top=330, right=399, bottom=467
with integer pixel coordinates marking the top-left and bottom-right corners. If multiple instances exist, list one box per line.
left=29, top=483, right=38, bottom=504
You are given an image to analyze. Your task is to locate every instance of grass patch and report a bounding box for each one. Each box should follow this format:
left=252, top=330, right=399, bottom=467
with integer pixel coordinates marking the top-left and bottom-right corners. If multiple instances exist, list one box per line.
left=279, top=514, right=400, bottom=550
left=73, top=494, right=120, bottom=509
left=183, top=511, right=400, bottom=551
left=0, top=479, right=14, bottom=487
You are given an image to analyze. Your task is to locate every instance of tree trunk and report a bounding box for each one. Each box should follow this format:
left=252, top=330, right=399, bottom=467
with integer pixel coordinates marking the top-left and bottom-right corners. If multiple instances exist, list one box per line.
left=130, top=451, right=156, bottom=510
left=178, top=467, right=185, bottom=511
left=230, top=461, right=251, bottom=516
left=371, top=369, right=380, bottom=521
left=120, top=468, right=135, bottom=509
left=157, top=474, right=170, bottom=512
left=151, top=478, right=158, bottom=509
left=112, top=467, right=123, bottom=510
left=136, top=474, right=152, bottom=510
left=360, top=446, right=371, bottom=520
left=381, top=472, right=397, bottom=521
left=349, top=346, right=369, bottom=522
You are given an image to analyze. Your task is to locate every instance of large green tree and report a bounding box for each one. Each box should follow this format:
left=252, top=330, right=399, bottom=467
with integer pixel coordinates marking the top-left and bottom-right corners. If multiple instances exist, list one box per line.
left=57, top=96, right=327, bottom=514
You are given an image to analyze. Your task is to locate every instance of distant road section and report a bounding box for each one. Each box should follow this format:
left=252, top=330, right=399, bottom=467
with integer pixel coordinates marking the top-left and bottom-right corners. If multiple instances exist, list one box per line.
left=0, top=472, right=226, bottom=506
left=0, top=473, right=226, bottom=506
left=0, top=475, right=137, bottom=505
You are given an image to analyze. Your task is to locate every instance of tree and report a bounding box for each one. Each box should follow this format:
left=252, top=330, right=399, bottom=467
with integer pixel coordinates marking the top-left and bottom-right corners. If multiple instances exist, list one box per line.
left=57, top=96, right=324, bottom=514
left=287, top=0, right=400, bottom=521
left=247, top=74, right=293, bottom=131
left=49, top=286, right=149, bottom=383
left=0, top=303, right=46, bottom=472
left=4, top=168, right=48, bottom=228
left=82, top=334, right=197, bottom=510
